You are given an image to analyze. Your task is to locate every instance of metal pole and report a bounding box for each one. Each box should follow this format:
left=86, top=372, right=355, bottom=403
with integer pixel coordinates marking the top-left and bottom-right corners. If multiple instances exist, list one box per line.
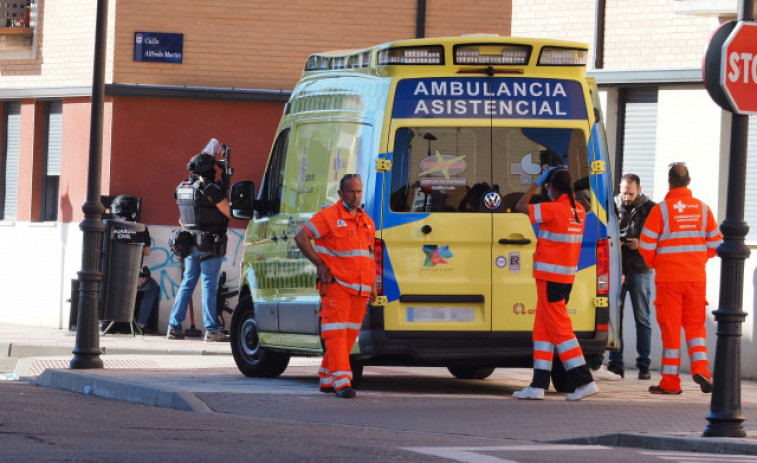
left=703, top=0, right=753, bottom=438
left=70, top=0, right=109, bottom=369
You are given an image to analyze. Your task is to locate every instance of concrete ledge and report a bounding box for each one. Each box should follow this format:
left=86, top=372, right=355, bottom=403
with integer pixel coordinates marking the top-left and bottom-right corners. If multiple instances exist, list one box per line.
left=555, top=432, right=757, bottom=455
left=35, top=369, right=213, bottom=413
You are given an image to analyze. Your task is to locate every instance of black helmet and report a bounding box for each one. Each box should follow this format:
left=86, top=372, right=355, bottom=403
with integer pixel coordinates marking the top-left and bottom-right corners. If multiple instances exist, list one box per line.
left=187, top=153, right=216, bottom=176
left=111, top=194, right=138, bottom=220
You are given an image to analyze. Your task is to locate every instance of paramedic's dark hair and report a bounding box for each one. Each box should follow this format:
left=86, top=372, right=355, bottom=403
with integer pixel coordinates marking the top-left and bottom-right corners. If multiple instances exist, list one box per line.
left=549, top=169, right=581, bottom=223
left=621, top=173, right=641, bottom=187
left=339, top=174, right=361, bottom=191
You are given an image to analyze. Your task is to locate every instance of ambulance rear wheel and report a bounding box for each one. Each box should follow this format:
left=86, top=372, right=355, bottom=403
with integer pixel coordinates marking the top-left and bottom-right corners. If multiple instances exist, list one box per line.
left=230, top=296, right=290, bottom=378
left=447, top=365, right=496, bottom=380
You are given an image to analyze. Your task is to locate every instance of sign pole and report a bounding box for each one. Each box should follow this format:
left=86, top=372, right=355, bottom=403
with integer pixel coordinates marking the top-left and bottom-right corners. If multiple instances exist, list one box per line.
left=704, top=0, right=753, bottom=438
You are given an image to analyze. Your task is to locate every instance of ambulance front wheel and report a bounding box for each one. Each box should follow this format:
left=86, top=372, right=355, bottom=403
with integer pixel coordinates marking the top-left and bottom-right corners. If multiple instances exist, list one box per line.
left=230, top=295, right=290, bottom=378
left=447, top=365, right=496, bottom=380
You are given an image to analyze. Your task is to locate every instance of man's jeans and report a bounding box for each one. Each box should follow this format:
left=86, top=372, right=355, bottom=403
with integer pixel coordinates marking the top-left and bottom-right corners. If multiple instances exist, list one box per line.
left=136, top=277, right=159, bottom=326
left=168, top=245, right=223, bottom=333
left=609, top=271, right=654, bottom=370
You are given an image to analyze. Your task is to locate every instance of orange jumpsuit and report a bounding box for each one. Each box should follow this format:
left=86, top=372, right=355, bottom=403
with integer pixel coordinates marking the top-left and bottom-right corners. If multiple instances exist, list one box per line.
left=639, top=187, right=722, bottom=392
left=303, top=200, right=375, bottom=392
left=528, top=195, right=592, bottom=390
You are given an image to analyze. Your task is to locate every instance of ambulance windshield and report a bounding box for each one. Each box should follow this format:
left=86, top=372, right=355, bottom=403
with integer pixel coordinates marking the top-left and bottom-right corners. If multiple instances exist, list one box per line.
left=389, top=126, right=589, bottom=213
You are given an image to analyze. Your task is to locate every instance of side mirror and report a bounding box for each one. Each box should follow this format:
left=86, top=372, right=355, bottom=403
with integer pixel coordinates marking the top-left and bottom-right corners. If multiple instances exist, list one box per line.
left=230, top=181, right=256, bottom=220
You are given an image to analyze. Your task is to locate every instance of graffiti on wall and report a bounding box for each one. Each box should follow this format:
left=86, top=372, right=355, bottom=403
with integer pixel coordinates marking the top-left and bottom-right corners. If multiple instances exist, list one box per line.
left=144, top=226, right=245, bottom=303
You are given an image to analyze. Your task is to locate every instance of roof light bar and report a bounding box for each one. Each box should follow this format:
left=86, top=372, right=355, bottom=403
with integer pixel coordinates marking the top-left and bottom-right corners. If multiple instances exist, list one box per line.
left=454, top=44, right=530, bottom=65
left=538, top=47, right=587, bottom=66
left=304, top=55, right=330, bottom=71
left=377, top=46, right=443, bottom=65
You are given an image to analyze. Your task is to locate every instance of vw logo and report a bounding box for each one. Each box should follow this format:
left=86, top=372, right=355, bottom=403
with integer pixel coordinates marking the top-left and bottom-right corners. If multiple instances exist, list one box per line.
left=483, top=192, right=501, bottom=210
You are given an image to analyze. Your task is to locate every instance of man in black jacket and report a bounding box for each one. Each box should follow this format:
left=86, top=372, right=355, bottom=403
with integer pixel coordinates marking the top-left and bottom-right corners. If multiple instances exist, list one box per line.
left=613, top=173, right=656, bottom=379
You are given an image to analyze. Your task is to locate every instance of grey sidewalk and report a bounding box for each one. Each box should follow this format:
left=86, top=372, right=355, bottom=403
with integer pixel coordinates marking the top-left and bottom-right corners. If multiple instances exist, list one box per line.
left=3, top=322, right=757, bottom=456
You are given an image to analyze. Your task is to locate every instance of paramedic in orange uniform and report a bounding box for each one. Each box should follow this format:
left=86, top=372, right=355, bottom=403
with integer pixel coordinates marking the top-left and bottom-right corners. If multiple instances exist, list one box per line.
left=639, top=162, right=721, bottom=395
left=512, top=167, right=599, bottom=401
left=294, top=174, right=376, bottom=399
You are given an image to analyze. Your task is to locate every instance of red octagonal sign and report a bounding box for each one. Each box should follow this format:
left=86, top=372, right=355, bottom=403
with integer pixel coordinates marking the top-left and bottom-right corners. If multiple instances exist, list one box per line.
left=721, top=21, right=757, bottom=115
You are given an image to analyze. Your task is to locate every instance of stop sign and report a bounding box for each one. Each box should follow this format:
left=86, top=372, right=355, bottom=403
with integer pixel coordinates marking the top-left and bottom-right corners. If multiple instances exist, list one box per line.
left=721, top=21, right=757, bottom=115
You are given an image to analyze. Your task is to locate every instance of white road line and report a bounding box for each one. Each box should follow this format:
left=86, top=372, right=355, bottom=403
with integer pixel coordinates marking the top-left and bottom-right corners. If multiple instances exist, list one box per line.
left=640, top=451, right=757, bottom=462
left=402, top=444, right=609, bottom=463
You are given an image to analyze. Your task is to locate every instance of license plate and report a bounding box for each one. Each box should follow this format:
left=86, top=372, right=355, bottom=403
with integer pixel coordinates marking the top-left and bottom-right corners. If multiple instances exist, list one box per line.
left=407, top=306, right=475, bottom=322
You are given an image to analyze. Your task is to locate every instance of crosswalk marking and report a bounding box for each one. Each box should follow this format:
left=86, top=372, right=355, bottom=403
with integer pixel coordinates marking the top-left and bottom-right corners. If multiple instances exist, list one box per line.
left=640, top=451, right=757, bottom=462
left=402, top=444, right=609, bottom=463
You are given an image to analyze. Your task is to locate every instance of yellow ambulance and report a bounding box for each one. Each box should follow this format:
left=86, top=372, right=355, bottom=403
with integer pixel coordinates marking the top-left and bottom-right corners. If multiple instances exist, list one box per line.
left=229, top=35, right=622, bottom=391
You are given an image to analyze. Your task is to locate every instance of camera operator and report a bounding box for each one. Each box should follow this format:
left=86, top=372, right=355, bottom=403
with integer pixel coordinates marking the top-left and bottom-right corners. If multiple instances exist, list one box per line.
left=166, top=138, right=232, bottom=342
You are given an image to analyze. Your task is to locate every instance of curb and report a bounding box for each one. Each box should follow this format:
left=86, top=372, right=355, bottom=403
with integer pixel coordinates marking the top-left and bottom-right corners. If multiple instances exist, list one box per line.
left=34, top=369, right=214, bottom=414
left=556, top=432, right=757, bottom=455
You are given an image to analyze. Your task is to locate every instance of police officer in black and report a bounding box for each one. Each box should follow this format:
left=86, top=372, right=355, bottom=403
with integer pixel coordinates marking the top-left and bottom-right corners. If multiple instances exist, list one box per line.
left=167, top=139, right=232, bottom=342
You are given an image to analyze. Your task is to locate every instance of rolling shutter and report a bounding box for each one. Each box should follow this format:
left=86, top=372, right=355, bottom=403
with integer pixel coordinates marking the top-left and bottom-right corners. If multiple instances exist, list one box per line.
left=46, top=100, right=62, bottom=176
left=3, top=102, right=21, bottom=221
left=620, top=88, right=658, bottom=198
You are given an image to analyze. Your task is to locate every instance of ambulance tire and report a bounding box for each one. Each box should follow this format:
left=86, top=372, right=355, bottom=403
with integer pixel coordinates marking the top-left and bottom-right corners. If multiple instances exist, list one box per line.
left=550, top=357, right=577, bottom=393
left=349, top=357, right=364, bottom=389
left=230, top=295, right=290, bottom=378
left=447, top=365, right=496, bottom=380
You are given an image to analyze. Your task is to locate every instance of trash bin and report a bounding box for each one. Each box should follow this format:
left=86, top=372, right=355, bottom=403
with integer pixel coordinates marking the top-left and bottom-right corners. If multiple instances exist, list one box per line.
left=100, top=219, right=146, bottom=322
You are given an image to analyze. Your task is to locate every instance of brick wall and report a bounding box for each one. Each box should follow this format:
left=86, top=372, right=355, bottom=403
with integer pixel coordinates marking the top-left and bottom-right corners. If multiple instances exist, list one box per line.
left=112, top=0, right=512, bottom=90
left=0, top=0, right=115, bottom=87
left=512, top=0, right=715, bottom=69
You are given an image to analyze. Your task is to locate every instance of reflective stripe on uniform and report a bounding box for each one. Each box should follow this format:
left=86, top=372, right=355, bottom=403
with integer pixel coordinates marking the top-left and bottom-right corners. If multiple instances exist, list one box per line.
left=304, top=221, right=321, bottom=239
left=639, top=240, right=656, bottom=251
left=663, top=348, right=680, bottom=359
left=556, top=338, right=580, bottom=354
left=687, top=338, right=706, bottom=349
left=331, top=370, right=352, bottom=380
left=690, top=352, right=708, bottom=362
left=321, top=322, right=350, bottom=331
left=533, top=341, right=553, bottom=353
left=534, top=359, right=552, bottom=371
left=534, top=262, right=576, bottom=276
left=319, top=376, right=332, bottom=385
left=333, top=377, right=351, bottom=388
left=657, top=245, right=707, bottom=254
left=538, top=230, right=583, bottom=244
left=318, top=367, right=330, bottom=375
left=706, top=241, right=720, bottom=249
left=335, top=277, right=372, bottom=293
left=533, top=203, right=543, bottom=223
left=314, top=245, right=372, bottom=258
left=661, top=364, right=680, bottom=375
left=641, top=228, right=659, bottom=240
left=562, top=355, right=586, bottom=370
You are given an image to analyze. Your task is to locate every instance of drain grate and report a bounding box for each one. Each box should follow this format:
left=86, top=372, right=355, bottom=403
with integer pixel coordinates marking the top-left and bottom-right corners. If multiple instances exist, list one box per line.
left=28, top=358, right=160, bottom=376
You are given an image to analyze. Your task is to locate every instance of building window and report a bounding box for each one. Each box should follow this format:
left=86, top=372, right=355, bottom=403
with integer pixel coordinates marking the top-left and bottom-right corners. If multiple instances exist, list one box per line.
left=41, top=100, right=62, bottom=221
left=1, top=101, right=20, bottom=221
left=617, top=88, right=658, bottom=198
left=0, top=1, right=38, bottom=60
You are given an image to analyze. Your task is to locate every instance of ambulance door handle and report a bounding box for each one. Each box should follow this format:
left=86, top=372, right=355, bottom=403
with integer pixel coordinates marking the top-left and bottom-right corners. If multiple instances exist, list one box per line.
left=498, top=238, right=531, bottom=245
left=421, top=225, right=432, bottom=234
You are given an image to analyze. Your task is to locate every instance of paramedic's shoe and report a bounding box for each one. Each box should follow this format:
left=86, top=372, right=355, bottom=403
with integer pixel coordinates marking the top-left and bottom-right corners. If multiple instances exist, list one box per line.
left=336, top=387, right=356, bottom=399
left=591, top=365, right=621, bottom=381
left=638, top=366, right=651, bottom=380
left=166, top=328, right=185, bottom=340
left=607, top=364, right=625, bottom=378
left=566, top=381, right=599, bottom=401
left=512, top=386, right=545, bottom=400
left=649, top=385, right=682, bottom=395
left=693, top=373, right=713, bottom=393
left=319, top=386, right=335, bottom=393
left=204, top=331, right=230, bottom=342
